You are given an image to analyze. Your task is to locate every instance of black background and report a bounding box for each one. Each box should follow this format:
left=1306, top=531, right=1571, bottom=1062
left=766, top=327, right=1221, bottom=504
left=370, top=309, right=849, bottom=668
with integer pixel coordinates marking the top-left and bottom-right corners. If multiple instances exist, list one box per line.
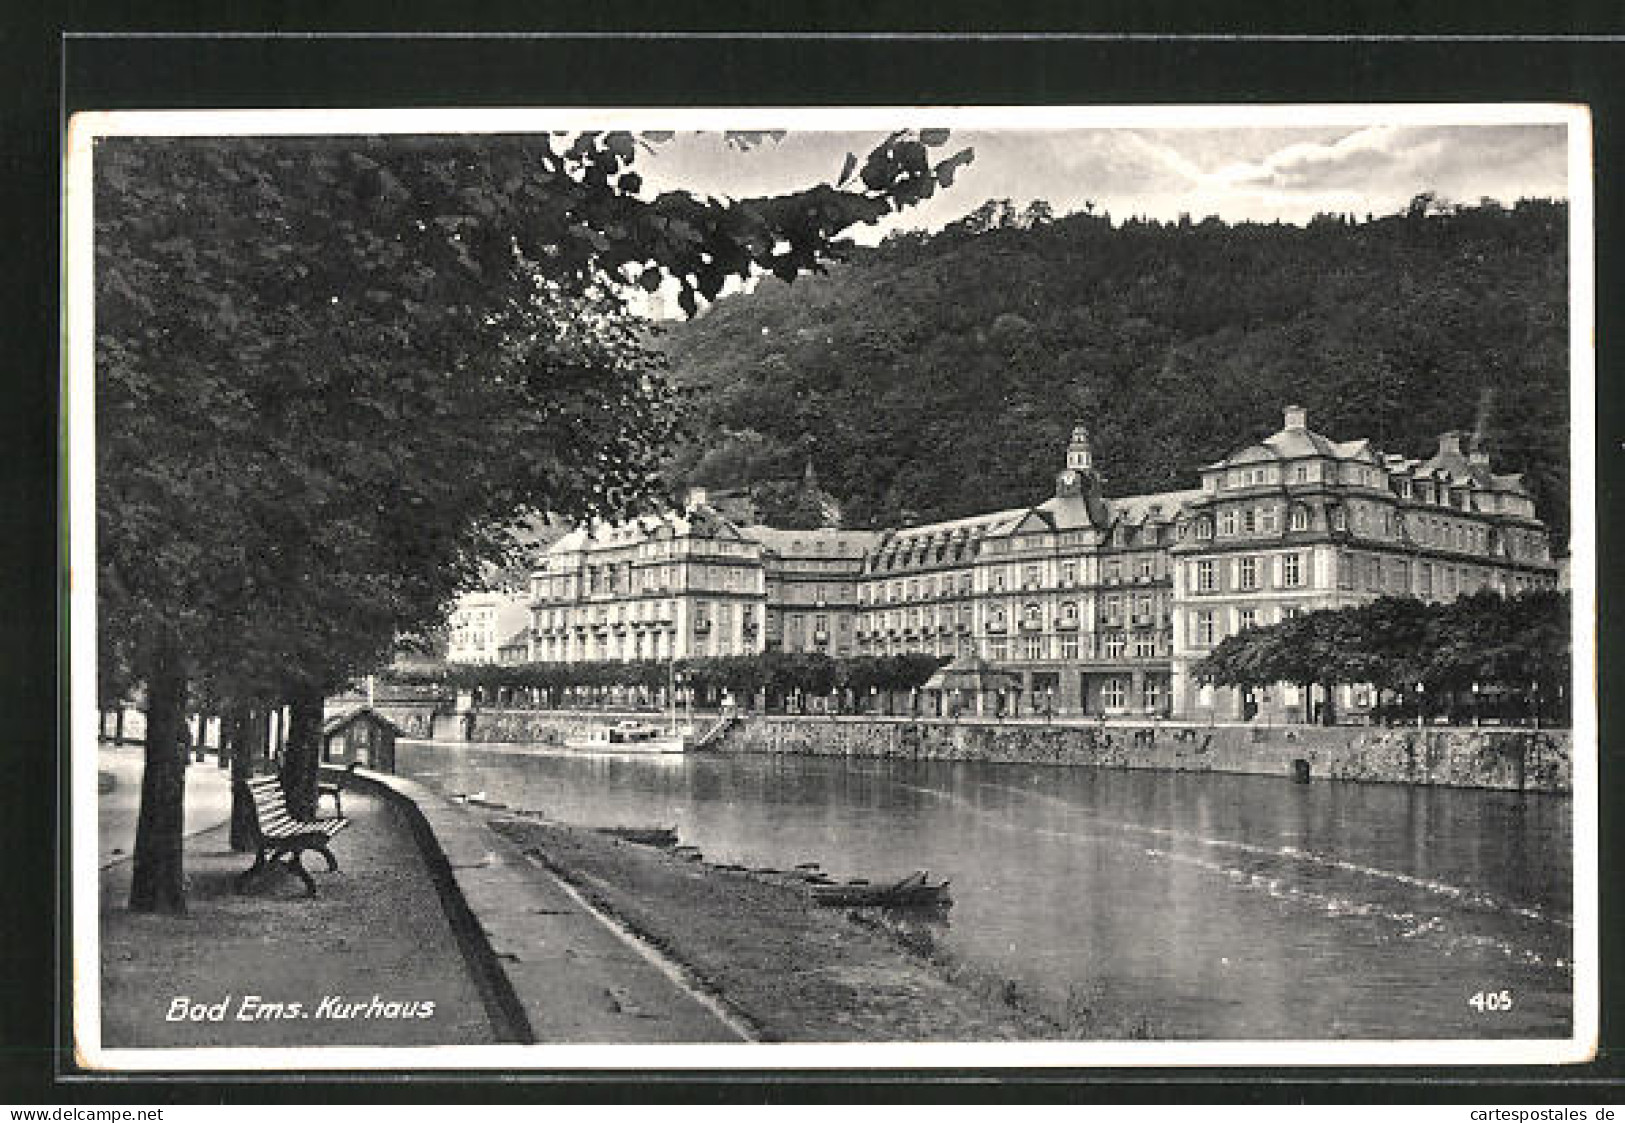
left=7, top=1, right=1624, bottom=1104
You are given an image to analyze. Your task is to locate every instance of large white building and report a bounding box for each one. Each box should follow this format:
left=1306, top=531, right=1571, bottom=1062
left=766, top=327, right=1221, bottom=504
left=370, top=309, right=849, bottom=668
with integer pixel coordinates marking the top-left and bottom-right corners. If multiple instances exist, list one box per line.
left=523, top=408, right=1557, bottom=719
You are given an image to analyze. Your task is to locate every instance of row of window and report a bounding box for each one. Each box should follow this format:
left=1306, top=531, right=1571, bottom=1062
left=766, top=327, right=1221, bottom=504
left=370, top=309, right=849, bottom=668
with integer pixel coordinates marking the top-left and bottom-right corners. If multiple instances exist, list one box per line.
left=1188, top=605, right=1303, bottom=648
left=1189, top=503, right=1314, bottom=541
left=1191, top=553, right=1308, bottom=594
left=858, top=555, right=1167, bottom=604
left=1334, top=553, right=1552, bottom=598
left=537, top=599, right=762, bottom=629
left=1216, top=458, right=1487, bottom=505
left=534, top=625, right=759, bottom=663
left=983, top=633, right=1164, bottom=661
left=861, top=571, right=976, bottom=604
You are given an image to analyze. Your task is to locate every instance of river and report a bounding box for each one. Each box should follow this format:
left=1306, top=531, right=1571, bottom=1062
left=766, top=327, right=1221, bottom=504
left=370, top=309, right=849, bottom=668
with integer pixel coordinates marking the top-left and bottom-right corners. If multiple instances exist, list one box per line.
left=396, top=739, right=1573, bottom=1040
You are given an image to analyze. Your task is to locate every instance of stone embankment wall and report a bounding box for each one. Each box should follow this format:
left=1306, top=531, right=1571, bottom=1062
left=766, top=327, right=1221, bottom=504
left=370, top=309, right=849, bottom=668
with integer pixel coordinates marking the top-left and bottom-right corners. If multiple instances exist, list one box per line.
left=415, top=708, right=670, bottom=746
left=407, top=708, right=1571, bottom=793
left=717, top=717, right=1572, bottom=793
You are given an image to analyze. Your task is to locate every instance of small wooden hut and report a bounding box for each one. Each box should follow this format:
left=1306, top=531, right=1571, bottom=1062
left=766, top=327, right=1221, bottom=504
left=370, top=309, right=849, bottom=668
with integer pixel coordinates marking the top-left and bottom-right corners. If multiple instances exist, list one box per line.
left=321, top=706, right=402, bottom=773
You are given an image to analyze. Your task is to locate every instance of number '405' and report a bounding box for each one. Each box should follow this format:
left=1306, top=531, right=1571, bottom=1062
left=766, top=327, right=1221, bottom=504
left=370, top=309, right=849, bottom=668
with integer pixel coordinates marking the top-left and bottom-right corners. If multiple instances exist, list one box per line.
left=1469, top=990, right=1514, bottom=1012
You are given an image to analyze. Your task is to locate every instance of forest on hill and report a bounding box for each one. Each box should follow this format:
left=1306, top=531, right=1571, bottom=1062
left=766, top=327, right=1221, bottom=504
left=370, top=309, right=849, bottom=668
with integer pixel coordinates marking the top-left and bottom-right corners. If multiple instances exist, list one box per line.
left=658, top=197, right=1571, bottom=547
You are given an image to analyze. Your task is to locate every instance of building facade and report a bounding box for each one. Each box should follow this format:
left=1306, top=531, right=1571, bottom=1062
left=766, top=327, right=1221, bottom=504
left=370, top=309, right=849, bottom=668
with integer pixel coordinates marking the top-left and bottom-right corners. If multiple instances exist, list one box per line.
left=1169, top=406, right=1556, bottom=721
left=754, top=527, right=883, bottom=657
left=524, top=408, right=1557, bottom=719
left=446, top=589, right=532, bottom=665
left=529, top=502, right=769, bottom=665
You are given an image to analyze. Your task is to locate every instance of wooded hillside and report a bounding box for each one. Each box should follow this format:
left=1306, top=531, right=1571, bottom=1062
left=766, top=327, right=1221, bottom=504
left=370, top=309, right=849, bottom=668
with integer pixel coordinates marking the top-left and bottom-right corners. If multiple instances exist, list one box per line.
left=660, top=198, right=1570, bottom=545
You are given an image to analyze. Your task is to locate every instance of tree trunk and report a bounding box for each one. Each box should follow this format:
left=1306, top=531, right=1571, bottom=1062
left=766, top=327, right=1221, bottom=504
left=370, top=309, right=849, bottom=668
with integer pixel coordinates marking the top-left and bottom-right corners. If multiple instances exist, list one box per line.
left=217, top=709, right=231, bottom=768
left=227, top=706, right=257, bottom=851
left=1321, top=679, right=1338, bottom=726
left=281, top=682, right=324, bottom=820
left=194, top=710, right=212, bottom=761
left=113, top=707, right=126, bottom=746
left=128, top=642, right=190, bottom=914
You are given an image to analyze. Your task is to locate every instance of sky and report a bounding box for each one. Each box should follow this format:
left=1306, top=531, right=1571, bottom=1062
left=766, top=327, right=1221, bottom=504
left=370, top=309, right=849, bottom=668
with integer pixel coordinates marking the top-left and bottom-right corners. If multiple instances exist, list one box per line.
left=634, top=122, right=1570, bottom=239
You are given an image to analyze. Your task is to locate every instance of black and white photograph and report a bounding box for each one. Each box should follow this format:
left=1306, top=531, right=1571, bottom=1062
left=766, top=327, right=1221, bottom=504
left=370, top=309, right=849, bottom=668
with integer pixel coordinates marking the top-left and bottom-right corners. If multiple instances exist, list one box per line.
left=66, top=103, right=1596, bottom=1071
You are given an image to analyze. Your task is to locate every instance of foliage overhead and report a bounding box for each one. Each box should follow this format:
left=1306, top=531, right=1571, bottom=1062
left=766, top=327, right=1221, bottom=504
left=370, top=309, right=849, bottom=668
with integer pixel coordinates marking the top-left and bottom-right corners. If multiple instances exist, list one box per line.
left=95, top=128, right=971, bottom=909
left=96, top=128, right=971, bottom=697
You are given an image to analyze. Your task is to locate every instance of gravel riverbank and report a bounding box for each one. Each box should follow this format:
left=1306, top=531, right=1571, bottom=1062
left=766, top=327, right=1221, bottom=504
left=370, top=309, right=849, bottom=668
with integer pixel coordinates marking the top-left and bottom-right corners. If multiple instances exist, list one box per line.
left=487, top=815, right=1150, bottom=1043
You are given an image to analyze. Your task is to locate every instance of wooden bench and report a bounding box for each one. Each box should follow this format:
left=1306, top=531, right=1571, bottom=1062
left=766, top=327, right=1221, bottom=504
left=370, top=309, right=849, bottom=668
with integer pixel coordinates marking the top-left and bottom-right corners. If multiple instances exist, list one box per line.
left=235, top=775, right=349, bottom=897
left=318, top=761, right=360, bottom=816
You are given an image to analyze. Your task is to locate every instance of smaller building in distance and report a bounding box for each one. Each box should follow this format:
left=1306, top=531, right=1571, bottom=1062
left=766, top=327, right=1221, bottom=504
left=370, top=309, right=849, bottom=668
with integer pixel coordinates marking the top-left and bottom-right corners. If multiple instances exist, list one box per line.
left=446, top=587, right=532, bottom=665
left=322, top=706, right=401, bottom=772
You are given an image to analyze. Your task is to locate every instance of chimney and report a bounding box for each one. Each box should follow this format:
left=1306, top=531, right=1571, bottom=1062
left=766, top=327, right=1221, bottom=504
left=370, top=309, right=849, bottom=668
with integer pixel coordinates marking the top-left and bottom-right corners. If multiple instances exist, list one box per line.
left=1437, top=431, right=1465, bottom=459
left=686, top=486, right=708, bottom=511
left=1467, top=433, right=1491, bottom=466
left=1283, top=405, right=1308, bottom=431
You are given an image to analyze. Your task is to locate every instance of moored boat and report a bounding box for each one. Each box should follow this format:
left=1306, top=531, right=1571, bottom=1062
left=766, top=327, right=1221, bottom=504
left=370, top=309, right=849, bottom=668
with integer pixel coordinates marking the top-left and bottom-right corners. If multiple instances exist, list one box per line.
left=564, top=719, right=691, bottom=754
left=810, top=870, right=952, bottom=909
left=598, top=825, right=681, bottom=846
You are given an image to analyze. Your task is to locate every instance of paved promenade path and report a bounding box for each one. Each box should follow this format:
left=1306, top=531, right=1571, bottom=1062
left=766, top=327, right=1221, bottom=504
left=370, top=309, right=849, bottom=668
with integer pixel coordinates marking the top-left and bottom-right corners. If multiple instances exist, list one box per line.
left=98, top=743, right=234, bottom=869
left=95, top=746, right=740, bottom=1053
left=98, top=763, right=501, bottom=1049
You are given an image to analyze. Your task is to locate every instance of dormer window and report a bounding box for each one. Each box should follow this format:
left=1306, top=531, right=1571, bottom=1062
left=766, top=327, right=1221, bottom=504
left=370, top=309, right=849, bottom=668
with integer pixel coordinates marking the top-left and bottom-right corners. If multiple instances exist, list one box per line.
left=1289, top=506, right=1309, bottom=532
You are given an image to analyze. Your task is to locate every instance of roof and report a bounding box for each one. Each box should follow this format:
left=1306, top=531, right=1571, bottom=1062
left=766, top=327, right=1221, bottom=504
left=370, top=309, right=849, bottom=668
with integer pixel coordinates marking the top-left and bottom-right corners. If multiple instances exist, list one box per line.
left=1213, top=417, right=1376, bottom=469
left=746, top=526, right=884, bottom=558
left=923, top=655, right=1025, bottom=692
left=544, top=504, right=751, bottom=557
left=884, top=507, right=1027, bottom=546
left=322, top=706, right=404, bottom=738
left=1028, top=495, right=1101, bottom=532
left=1109, top=488, right=1205, bottom=524
left=498, top=626, right=533, bottom=650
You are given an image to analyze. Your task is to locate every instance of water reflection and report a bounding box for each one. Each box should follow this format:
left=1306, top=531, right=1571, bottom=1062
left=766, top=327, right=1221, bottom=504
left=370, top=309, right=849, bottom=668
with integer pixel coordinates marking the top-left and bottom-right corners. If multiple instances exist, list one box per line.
left=398, top=741, right=1572, bottom=1040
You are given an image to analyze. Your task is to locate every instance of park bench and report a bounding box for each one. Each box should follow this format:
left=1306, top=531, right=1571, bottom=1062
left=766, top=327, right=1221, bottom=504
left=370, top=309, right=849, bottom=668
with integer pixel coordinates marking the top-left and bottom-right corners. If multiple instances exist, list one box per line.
left=235, top=774, right=349, bottom=897
left=318, top=761, right=360, bottom=816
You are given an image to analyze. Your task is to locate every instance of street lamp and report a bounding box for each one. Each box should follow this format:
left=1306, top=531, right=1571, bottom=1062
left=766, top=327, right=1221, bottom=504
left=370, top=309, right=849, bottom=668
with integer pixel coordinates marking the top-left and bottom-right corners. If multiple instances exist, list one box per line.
left=1471, top=681, right=1481, bottom=727
left=1415, top=681, right=1425, bottom=729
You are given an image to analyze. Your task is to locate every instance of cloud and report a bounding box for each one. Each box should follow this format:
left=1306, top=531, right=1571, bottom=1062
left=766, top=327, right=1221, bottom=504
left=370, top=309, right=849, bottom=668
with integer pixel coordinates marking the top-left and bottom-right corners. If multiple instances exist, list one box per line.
left=1197, top=124, right=1568, bottom=204
left=632, top=121, right=1570, bottom=238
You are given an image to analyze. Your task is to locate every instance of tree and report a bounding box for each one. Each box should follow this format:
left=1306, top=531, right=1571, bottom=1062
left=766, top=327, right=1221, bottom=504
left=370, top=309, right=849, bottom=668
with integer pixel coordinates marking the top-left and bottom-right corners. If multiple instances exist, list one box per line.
left=1197, top=592, right=1570, bottom=726
left=98, top=129, right=974, bottom=912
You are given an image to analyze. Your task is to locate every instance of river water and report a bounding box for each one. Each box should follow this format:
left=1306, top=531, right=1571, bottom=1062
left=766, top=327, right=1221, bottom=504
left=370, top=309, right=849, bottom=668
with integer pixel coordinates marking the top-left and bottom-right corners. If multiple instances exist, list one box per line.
left=397, top=740, right=1573, bottom=1040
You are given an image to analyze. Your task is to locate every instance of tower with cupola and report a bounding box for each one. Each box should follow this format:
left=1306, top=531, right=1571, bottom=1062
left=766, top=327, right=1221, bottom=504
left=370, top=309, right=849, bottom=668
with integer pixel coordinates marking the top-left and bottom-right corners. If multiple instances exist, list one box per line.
left=1055, top=423, right=1105, bottom=500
